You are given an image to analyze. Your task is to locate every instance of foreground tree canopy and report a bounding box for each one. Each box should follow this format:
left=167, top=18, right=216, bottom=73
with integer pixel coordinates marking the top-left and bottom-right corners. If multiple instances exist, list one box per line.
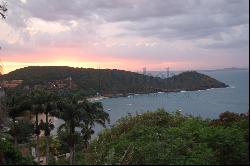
left=1, top=90, right=110, bottom=165
left=86, top=109, right=249, bottom=165
left=0, top=139, right=34, bottom=165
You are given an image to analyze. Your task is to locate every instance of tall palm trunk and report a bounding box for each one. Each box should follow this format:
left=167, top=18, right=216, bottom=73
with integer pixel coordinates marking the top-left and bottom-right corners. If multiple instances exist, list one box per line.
left=12, top=117, right=18, bottom=147
left=73, top=144, right=76, bottom=165
left=0, top=151, right=6, bottom=165
left=36, top=134, right=40, bottom=165
left=69, top=121, right=75, bottom=165
left=45, top=136, right=49, bottom=165
left=14, top=134, right=17, bottom=148
left=45, top=113, right=50, bottom=165
left=35, top=113, right=40, bottom=165
left=69, top=146, right=74, bottom=165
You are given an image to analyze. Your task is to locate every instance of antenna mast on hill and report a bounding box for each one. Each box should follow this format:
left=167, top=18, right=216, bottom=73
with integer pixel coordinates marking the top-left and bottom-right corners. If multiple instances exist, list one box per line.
left=142, top=67, right=147, bottom=85
left=165, top=67, right=170, bottom=99
left=142, top=67, right=147, bottom=75
left=166, top=67, right=170, bottom=79
left=98, top=66, right=101, bottom=95
left=142, top=67, right=148, bottom=90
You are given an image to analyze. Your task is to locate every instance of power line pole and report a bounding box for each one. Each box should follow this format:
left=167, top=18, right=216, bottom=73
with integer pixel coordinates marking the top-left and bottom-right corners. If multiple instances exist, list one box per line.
left=142, top=67, right=146, bottom=75
left=166, top=67, right=170, bottom=79
left=142, top=67, right=147, bottom=85
left=165, top=67, right=170, bottom=99
left=98, top=66, right=101, bottom=96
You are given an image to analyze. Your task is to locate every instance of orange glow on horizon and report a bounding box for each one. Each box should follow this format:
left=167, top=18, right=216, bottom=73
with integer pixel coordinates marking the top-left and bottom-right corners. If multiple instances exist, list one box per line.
left=1, top=47, right=186, bottom=74
left=1, top=59, right=183, bottom=74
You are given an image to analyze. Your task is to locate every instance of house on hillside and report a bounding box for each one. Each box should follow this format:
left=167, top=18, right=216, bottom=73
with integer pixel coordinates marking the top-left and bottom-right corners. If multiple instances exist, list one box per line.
left=47, top=77, right=77, bottom=90
left=1, top=80, right=23, bottom=88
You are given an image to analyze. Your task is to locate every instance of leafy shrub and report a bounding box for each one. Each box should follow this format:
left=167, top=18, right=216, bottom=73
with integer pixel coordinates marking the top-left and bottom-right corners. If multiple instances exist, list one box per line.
left=0, top=139, right=35, bottom=165
left=85, top=109, right=249, bottom=165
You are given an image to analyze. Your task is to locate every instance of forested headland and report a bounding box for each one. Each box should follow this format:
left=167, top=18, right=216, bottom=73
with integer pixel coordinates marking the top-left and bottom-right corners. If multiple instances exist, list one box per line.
left=0, top=66, right=228, bottom=97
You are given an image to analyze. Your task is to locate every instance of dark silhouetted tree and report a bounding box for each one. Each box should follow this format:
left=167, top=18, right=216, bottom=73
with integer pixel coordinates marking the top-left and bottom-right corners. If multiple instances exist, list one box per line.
left=0, top=1, right=7, bottom=19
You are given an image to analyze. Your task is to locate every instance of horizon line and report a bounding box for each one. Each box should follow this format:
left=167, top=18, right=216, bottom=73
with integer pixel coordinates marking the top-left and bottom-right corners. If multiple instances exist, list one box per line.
left=1, top=65, right=249, bottom=75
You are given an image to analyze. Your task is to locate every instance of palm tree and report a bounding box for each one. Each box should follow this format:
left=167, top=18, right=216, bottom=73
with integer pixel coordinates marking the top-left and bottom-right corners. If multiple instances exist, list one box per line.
left=53, top=95, right=83, bottom=165
left=37, top=135, right=60, bottom=164
left=7, top=95, right=29, bottom=147
left=42, top=93, right=58, bottom=165
left=7, top=96, right=21, bottom=147
left=53, top=95, right=110, bottom=165
left=80, top=101, right=109, bottom=149
left=27, top=90, right=60, bottom=165
left=27, top=90, right=48, bottom=165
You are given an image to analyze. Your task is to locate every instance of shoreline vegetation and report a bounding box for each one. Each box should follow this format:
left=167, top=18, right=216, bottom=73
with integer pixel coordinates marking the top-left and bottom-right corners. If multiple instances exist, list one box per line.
left=86, top=86, right=231, bottom=101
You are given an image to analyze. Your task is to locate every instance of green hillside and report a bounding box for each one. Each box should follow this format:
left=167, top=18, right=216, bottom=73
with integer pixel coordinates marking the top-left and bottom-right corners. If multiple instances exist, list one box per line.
left=85, top=110, right=249, bottom=165
left=0, top=66, right=228, bottom=96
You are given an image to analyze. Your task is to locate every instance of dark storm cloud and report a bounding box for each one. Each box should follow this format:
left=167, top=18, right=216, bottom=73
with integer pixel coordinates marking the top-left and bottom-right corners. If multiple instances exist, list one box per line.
left=5, top=0, right=250, bottom=49
left=17, top=0, right=187, bottom=21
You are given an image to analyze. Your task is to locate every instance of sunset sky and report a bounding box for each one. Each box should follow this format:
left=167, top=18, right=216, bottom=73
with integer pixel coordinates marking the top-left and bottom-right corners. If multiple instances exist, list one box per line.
left=0, top=0, right=249, bottom=74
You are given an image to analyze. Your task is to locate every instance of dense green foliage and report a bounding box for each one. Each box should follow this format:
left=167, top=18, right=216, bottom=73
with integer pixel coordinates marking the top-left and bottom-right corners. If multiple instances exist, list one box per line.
left=1, top=89, right=110, bottom=165
left=0, top=139, right=34, bottom=165
left=9, top=120, right=34, bottom=144
left=54, top=93, right=110, bottom=164
left=1, top=66, right=228, bottom=96
left=86, top=109, right=249, bottom=165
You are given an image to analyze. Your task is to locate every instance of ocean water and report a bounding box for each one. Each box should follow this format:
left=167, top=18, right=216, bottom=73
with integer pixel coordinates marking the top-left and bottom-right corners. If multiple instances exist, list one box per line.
left=53, top=69, right=249, bottom=135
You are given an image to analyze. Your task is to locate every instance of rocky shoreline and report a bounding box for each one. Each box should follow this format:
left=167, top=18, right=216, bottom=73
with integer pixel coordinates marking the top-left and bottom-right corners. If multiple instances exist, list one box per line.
left=88, top=84, right=229, bottom=101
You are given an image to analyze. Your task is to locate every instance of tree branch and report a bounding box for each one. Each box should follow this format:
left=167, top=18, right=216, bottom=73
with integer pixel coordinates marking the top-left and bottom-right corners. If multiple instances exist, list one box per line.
left=0, top=12, right=5, bottom=19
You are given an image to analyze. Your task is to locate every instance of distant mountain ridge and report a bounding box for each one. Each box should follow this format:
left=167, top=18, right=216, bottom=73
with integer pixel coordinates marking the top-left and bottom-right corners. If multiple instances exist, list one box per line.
left=198, top=67, right=249, bottom=72
left=0, top=66, right=228, bottom=97
left=147, top=67, right=249, bottom=75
